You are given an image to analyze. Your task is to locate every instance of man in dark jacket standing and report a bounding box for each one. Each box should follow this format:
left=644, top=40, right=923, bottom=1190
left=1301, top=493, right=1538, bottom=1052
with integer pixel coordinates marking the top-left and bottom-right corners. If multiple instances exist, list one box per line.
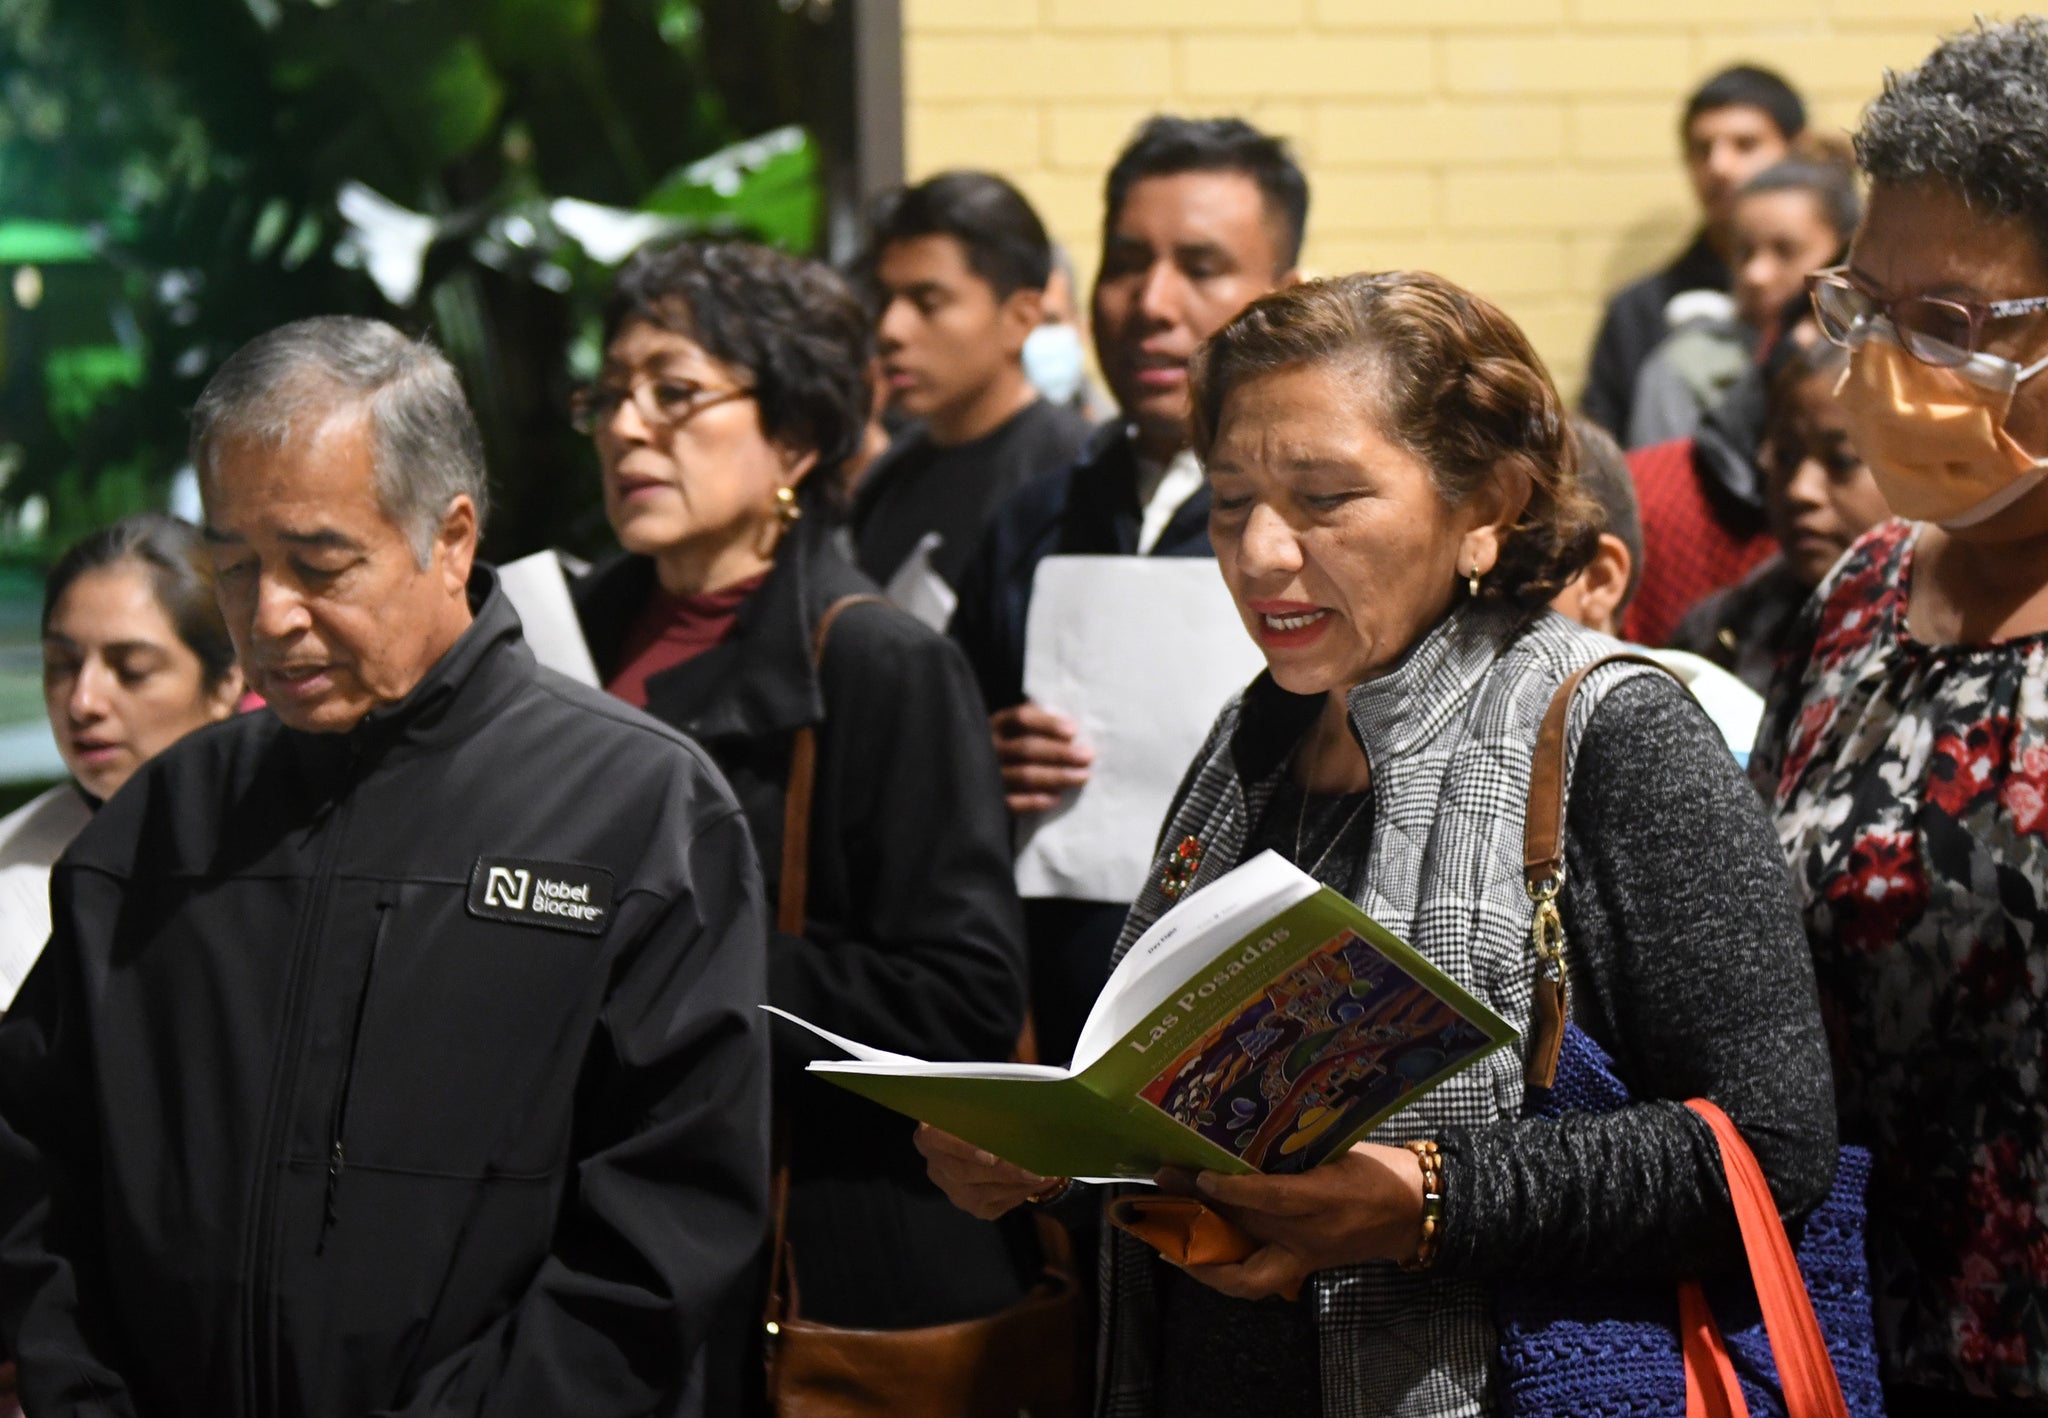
left=948, top=115, right=1304, bottom=1065
left=0, top=317, right=770, bottom=1418
left=1579, top=64, right=1805, bottom=437
left=851, top=170, right=1091, bottom=599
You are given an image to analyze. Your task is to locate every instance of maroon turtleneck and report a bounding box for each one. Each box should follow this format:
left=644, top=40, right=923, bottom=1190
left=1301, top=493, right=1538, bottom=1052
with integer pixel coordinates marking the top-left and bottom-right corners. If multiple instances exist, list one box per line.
left=604, top=572, right=768, bottom=709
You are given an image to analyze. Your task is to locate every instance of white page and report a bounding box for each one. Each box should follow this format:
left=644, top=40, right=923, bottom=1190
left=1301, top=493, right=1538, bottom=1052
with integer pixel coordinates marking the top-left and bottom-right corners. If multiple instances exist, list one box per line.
left=1068, top=850, right=1318, bottom=1071
left=815, top=1060, right=1071, bottom=1080
left=497, top=551, right=601, bottom=687
left=882, top=531, right=958, bottom=633
left=1014, top=557, right=1266, bottom=904
left=767, top=1006, right=1068, bottom=1077
left=772, top=853, right=1315, bottom=1077
left=762, top=1005, right=925, bottom=1065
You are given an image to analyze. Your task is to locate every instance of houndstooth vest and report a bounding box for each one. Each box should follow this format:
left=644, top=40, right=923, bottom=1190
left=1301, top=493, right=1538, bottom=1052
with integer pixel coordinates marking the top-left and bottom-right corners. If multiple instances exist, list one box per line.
left=1096, top=604, right=1657, bottom=1418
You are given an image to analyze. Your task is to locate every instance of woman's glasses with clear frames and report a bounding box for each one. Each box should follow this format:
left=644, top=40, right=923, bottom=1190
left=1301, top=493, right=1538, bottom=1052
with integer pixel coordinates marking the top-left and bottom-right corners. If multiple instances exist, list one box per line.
left=569, top=375, right=753, bottom=435
left=1807, top=264, right=2048, bottom=368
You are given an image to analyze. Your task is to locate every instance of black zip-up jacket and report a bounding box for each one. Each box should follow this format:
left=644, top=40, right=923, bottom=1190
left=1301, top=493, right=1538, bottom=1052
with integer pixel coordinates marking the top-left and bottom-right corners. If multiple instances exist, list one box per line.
left=0, top=571, right=770, bottom=1418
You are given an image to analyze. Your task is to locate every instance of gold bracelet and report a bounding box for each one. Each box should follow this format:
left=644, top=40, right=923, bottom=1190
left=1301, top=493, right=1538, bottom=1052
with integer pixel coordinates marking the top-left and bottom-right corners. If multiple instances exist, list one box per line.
left=1026, top=1176, right=1073, bottom=1206
left=1401, top=1139, right=1444, bottom=1272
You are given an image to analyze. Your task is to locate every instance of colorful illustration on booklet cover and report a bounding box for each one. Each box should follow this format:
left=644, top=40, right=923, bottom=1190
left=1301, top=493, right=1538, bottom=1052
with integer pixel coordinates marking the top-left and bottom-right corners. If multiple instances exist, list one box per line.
left=1138, top=928, right=1493, bottom=1173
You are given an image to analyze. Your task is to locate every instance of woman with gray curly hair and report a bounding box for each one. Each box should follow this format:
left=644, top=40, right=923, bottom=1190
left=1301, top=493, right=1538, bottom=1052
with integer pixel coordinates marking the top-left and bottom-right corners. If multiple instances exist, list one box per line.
left=923, top=270, right=1836, bottom=1417
left=1752, top=18, right=2048, bottom=1415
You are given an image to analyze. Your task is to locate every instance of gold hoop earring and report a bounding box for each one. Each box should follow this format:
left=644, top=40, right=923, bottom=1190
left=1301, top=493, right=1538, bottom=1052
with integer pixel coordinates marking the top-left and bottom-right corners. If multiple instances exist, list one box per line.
left=1467, top=565, right=1482, bottom=598
left=776, top=485, right=802, bottom=526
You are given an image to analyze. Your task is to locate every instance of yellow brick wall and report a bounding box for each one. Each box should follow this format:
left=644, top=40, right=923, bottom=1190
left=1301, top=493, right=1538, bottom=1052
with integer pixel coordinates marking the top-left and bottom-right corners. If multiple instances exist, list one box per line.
left=901, top=0, right=1993, bottom=400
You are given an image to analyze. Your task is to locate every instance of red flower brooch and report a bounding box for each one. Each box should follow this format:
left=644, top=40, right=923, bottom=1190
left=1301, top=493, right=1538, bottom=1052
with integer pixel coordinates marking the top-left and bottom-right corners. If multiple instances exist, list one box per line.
left=1162, top=836, right=1203, bottom=899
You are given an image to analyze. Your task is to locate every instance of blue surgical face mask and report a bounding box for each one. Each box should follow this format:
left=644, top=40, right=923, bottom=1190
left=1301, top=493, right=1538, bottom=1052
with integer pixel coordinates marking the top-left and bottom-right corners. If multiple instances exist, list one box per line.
left=1023, top=323, right=1087, bottom=406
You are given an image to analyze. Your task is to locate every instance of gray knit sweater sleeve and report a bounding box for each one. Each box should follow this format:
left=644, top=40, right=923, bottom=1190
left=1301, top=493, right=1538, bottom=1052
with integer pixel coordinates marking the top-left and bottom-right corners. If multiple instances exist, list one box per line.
left=1433, top=674, right=1837, bottom=1281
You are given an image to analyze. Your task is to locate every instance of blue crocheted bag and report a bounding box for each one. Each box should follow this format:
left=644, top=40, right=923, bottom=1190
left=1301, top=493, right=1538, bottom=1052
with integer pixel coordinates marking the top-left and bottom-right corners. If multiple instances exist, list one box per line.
left=1494, top=1025, right=1885, bottom=1418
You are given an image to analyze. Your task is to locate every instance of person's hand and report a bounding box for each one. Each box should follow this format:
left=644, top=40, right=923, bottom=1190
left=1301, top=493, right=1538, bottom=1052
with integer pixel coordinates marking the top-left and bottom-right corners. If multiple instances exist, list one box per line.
left=915, top=1124, right=1059, bottom=1221
left=1168, top=1143, right=1427, bottom=1301
left=989, top=702, right=1093, bottom=815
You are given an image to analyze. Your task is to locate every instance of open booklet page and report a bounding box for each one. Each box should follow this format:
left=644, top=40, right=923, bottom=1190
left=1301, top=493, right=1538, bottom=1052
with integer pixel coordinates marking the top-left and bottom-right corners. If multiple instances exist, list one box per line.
left=774, top=851, right=1516, bottom=1181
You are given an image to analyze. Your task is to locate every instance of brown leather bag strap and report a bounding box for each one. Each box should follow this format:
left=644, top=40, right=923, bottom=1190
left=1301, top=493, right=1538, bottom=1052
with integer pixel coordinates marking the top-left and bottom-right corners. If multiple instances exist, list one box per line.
left=775, top=727, right=816, bottom=940
left=1521, top=651, right=1684, bottom=1089
left=763, top=592, right=1073, bottom=1362
left=1524, top=652, right=1678, bottom=885
left=765, top=594, right=883, bottom=1351
left=774, top=595, right=884, bottom=937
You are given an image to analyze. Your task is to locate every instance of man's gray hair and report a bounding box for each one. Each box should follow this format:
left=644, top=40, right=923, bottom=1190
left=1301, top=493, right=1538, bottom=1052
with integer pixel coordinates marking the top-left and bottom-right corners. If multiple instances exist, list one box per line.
left=189, top=316, right=490, bottom=564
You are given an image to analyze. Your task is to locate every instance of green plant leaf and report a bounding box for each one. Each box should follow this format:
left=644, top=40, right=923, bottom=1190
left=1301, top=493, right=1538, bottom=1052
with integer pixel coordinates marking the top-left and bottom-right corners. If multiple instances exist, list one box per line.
left=641, top=125, right=817, bottom=249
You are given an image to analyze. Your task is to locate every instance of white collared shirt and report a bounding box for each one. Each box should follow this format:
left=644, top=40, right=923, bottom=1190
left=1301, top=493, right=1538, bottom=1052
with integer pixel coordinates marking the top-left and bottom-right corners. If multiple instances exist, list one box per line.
left=1134, top=446, right=1204, bottom=554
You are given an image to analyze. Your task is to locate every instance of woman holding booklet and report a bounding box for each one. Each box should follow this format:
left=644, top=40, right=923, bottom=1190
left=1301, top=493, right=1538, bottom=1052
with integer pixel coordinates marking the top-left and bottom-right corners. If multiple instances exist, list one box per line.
left=920, top=270, right=1837, bottom=1417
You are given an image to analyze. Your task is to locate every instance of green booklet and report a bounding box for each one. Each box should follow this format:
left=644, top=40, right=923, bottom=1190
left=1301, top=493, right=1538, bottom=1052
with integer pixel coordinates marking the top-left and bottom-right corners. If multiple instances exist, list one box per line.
left=769, top=850, right=1516, bottom=1181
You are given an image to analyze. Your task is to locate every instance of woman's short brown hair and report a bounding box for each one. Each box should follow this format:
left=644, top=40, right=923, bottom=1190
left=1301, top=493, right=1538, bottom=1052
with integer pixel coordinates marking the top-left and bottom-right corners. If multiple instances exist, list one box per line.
left=1189, top=270, right=1602, bottom=608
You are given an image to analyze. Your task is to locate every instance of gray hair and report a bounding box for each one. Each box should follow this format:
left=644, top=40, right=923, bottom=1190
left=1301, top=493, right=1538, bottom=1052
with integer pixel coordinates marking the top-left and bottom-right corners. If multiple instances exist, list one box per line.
left=189, top=316, right=489, bottom=564
left=1856, top=17, right=2048, bottom=257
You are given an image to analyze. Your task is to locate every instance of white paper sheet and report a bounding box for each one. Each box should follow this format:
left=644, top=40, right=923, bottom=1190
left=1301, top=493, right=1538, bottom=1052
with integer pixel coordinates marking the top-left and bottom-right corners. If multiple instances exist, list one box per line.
left=496, top=550, right=601, bottom=687
left=762, top=1005, right=925, bottom=1065
left=882, top=530, right=958, bottom=633
left=1013, top=556, right=1265, bottom=904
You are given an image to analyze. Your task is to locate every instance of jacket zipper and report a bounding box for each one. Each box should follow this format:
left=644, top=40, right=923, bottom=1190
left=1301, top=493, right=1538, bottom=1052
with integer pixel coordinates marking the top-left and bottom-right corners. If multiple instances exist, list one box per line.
left=316, top=898, right=393, bottom=1255
left=239, top=744, right=362, bottom=1418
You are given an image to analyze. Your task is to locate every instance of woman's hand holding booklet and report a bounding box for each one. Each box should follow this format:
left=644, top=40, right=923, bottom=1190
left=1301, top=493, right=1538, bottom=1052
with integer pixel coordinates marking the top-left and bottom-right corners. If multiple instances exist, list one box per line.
left=767, top=850, right=1515, bottom=1183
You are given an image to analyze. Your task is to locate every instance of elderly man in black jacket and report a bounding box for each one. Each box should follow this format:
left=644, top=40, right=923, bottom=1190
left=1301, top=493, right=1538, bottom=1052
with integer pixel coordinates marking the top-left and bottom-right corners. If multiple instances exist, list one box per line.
left=0, top=316, right=770, bottom=1418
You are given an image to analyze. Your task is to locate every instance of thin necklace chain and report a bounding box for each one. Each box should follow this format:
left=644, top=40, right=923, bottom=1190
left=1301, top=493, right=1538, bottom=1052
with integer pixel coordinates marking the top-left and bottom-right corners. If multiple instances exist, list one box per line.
left=1293, top=748, right=1372, bottom=882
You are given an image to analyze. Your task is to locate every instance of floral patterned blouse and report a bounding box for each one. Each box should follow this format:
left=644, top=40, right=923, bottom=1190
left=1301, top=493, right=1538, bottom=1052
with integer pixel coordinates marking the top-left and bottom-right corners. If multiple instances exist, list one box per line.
left=1754, top=517, right=2048, bottom=1399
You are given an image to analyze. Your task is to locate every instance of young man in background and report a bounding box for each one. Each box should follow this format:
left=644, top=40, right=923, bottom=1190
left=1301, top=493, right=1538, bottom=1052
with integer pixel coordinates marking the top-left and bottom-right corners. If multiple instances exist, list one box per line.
left=1581, top=64, right=1806, bottom=437
left=853, top=171, right=1091, bottom=595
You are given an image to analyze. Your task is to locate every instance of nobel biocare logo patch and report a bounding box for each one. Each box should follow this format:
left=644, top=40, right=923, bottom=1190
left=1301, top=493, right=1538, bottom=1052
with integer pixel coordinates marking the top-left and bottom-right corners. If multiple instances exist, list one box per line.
left=467, top=857, right=614, bottom=936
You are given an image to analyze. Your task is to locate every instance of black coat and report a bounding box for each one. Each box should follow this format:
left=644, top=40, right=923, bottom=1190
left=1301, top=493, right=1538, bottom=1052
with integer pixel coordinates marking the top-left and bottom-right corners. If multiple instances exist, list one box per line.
left=1581, top=231, right=1730, bottom=438
left=0, top=573, right=770, bottom=1418
left=574, top=520, right=1032, bottom=1350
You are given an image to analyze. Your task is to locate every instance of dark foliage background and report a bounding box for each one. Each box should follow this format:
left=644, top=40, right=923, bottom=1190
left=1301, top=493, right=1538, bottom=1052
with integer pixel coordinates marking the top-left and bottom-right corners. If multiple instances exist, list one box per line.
left=0, top=0, right=848, bottom=565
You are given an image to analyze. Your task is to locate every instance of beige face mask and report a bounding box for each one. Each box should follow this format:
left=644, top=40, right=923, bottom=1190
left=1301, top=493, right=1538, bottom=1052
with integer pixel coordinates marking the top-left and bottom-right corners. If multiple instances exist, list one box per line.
left=1835, top=323, right=2048, bottom=529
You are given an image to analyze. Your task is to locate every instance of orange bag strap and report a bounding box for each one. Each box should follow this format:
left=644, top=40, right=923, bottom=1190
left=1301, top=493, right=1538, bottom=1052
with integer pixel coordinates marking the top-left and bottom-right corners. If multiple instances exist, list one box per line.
left=1682, top=1098, right=1850, bottom=1418
left=1681, top=1280, right=1748, bottom=1418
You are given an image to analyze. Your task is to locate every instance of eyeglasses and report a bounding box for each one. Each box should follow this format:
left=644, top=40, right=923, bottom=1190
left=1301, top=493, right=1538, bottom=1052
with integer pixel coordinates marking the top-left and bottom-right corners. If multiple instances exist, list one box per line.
left=569, top=374, right=753, bottom=435
left=1807, top=264, right=2048, bottom=368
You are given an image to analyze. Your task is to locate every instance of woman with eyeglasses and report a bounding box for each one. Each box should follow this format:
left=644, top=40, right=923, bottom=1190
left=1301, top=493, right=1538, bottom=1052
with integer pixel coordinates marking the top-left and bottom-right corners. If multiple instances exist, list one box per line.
left=568, top=238, right=1035, bottom=1414
left=1751, top=20, right=2048, bottom=1416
